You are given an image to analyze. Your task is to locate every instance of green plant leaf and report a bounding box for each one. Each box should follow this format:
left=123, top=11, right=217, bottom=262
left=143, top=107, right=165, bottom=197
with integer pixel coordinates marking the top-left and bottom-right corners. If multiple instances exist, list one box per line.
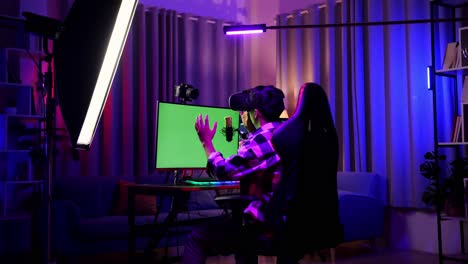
left=424, top=152, right=434, bottom=159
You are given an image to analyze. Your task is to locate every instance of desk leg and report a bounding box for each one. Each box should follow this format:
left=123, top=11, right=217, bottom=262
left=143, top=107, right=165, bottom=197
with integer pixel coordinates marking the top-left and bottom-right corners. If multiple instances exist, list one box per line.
left=145, top=208, right=180, bottom=262
left=145, top=196, right=178, bottom=249
left=128, top=188, right=136, bottom=262
left=145, top=193, right=189, bottom=263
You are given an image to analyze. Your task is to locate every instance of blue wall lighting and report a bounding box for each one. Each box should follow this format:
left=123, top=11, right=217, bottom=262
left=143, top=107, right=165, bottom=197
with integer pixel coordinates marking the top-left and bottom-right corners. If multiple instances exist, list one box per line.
left=427, top=65, right=434, bottom=90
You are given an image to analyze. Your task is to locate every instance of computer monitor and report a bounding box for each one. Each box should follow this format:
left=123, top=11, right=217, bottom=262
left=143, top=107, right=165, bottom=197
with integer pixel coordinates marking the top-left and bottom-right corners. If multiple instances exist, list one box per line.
left=155, top=101, right=241, bottom=170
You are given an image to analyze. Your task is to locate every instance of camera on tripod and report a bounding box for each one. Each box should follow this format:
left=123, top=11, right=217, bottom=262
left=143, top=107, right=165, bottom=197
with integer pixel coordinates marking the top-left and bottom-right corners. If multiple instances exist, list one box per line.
left=175, top=83, right=199, bottom=103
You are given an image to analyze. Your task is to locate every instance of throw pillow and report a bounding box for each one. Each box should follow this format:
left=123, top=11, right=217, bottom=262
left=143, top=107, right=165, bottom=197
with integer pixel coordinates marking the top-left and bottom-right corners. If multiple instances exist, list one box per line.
left=113, top=180, right=157, bottom=216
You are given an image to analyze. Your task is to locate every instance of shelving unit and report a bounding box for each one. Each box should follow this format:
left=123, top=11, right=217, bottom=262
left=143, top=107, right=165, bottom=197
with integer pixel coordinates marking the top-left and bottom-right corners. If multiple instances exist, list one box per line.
left=0, top=12, right=48, bottom=261
left=0, top=47, right=45, bottom=216
left=430, top=0, right=468, bottom=263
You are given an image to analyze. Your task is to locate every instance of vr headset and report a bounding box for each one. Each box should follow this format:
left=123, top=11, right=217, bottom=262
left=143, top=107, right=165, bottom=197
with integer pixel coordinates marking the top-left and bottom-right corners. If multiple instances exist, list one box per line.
left=228, top=90, right=257, bottom=111
left=229, top=86, right=285, bottom=120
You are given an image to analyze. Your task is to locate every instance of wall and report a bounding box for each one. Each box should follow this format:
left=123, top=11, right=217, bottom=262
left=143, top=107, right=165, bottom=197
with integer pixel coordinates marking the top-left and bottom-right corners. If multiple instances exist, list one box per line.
left=19, top=0, right=46, bottom=15
left=139, top=0, right=246, bottom=22
left=18, top=0, right=245, bottom=24
left=278, top=0, right=326, bottom=14
left=387, top=208, right=466, bottom=255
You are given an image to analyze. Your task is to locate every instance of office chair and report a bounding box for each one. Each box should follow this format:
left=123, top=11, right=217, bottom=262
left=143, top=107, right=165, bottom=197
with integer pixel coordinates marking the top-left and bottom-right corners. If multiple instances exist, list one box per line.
left=268, top=82, right=343, bottom=262
left=216, top=82, right=343, bottom=263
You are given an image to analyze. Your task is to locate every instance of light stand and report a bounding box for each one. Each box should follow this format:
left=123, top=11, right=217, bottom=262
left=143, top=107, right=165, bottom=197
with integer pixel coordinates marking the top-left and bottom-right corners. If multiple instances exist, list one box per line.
left=20, top=11, right=62, bottom=264
left=23, top=0, right=139, bottom=259
left=224, top=17, right=468, bottom=35
left=42, top=37, right=56, bottom=264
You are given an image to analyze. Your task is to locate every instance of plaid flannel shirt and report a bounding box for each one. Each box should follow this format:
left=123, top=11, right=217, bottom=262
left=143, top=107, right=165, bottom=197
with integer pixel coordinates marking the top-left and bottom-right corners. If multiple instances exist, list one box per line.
left=207, top=122, right=283, bottom=221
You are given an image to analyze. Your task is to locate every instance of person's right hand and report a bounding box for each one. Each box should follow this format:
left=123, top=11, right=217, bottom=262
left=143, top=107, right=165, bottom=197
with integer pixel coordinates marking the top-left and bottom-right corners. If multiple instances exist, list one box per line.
left=195, top=114, right=217, bottom=155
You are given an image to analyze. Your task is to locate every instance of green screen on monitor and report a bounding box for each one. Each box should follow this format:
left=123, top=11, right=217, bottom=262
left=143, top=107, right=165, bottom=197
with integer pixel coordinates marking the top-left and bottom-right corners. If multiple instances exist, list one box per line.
left=155, top=101, right=240, bottom=169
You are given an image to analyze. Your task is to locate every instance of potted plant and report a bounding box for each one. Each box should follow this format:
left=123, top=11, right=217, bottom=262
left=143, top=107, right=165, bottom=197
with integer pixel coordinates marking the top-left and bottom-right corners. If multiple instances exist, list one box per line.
left=420, top=151, right=468, bottom=216
left=420, top=151, right=444, bottom=208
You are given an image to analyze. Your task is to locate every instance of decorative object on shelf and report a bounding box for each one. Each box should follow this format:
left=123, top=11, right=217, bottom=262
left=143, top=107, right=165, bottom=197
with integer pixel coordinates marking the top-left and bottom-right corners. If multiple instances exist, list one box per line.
left=442, top=42, right=459, bottom=70
left=5, top=99, right=16, bottom=115
left=420, top=151, right=468, bottom=217
left=459, top=26, right=468, bottom=68
left=451, top=115, right=462, bottom=142
left=4, top=107, right=16, bottom=115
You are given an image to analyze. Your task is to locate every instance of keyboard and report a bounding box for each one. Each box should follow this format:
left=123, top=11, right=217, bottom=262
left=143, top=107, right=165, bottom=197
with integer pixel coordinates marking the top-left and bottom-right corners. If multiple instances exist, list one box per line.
left=182, top=178, right=240, bottom=186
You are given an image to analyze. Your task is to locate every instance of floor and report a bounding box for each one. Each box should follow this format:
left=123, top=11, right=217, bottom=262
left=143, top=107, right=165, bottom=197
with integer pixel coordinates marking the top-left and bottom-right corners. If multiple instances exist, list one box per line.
left=204, top=243, right=466, bottom=264
left=60, top=241, right=468, bottom=264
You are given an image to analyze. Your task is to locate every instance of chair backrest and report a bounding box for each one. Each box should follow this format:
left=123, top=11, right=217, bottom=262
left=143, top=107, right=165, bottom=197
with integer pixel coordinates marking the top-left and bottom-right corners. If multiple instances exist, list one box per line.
left=266, top=82, right=343, bottom=254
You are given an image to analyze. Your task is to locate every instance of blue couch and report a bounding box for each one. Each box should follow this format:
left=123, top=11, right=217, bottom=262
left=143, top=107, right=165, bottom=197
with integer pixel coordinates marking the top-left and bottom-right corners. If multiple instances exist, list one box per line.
left=51, top=171, right=385, bottom=258
left=337, top=171, right=386, bottom=243
left=51, top=174, right=226, bottom=258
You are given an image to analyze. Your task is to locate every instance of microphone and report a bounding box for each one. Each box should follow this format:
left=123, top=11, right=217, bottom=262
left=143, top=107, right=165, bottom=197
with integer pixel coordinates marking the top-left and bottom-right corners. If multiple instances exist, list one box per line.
left=225, top=116, right=233, bottom=142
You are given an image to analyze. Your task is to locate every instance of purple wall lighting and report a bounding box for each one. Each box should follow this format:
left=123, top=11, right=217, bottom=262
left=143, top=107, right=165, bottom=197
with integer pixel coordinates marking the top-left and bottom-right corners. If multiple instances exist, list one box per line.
left=224, top=24, right=266, bottom=35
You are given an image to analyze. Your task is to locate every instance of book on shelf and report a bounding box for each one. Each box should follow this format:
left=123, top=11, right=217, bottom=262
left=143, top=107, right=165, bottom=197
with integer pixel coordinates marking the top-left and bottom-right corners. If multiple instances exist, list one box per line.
left=452, top=115, right=462, bottom=142
left=456, top=43, right=462, bottom=68
left=463, top=76, right=468, bottom=104
left=442, top=42, right=459, bottom=70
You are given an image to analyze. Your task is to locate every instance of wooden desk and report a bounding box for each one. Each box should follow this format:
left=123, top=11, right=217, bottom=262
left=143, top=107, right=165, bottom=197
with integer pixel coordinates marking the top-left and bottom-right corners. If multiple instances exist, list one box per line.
left=127, top=183, right=240, bottom=262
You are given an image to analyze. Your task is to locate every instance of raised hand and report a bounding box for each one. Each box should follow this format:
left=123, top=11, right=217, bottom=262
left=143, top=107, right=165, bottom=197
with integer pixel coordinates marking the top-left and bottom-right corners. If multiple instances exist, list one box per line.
left=195, top=114, right=217, bottom=156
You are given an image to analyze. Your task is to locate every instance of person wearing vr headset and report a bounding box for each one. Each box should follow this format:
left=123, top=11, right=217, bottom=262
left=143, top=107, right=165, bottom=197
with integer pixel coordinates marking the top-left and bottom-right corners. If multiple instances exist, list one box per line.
left=182, top=85, right=286, bottom=264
